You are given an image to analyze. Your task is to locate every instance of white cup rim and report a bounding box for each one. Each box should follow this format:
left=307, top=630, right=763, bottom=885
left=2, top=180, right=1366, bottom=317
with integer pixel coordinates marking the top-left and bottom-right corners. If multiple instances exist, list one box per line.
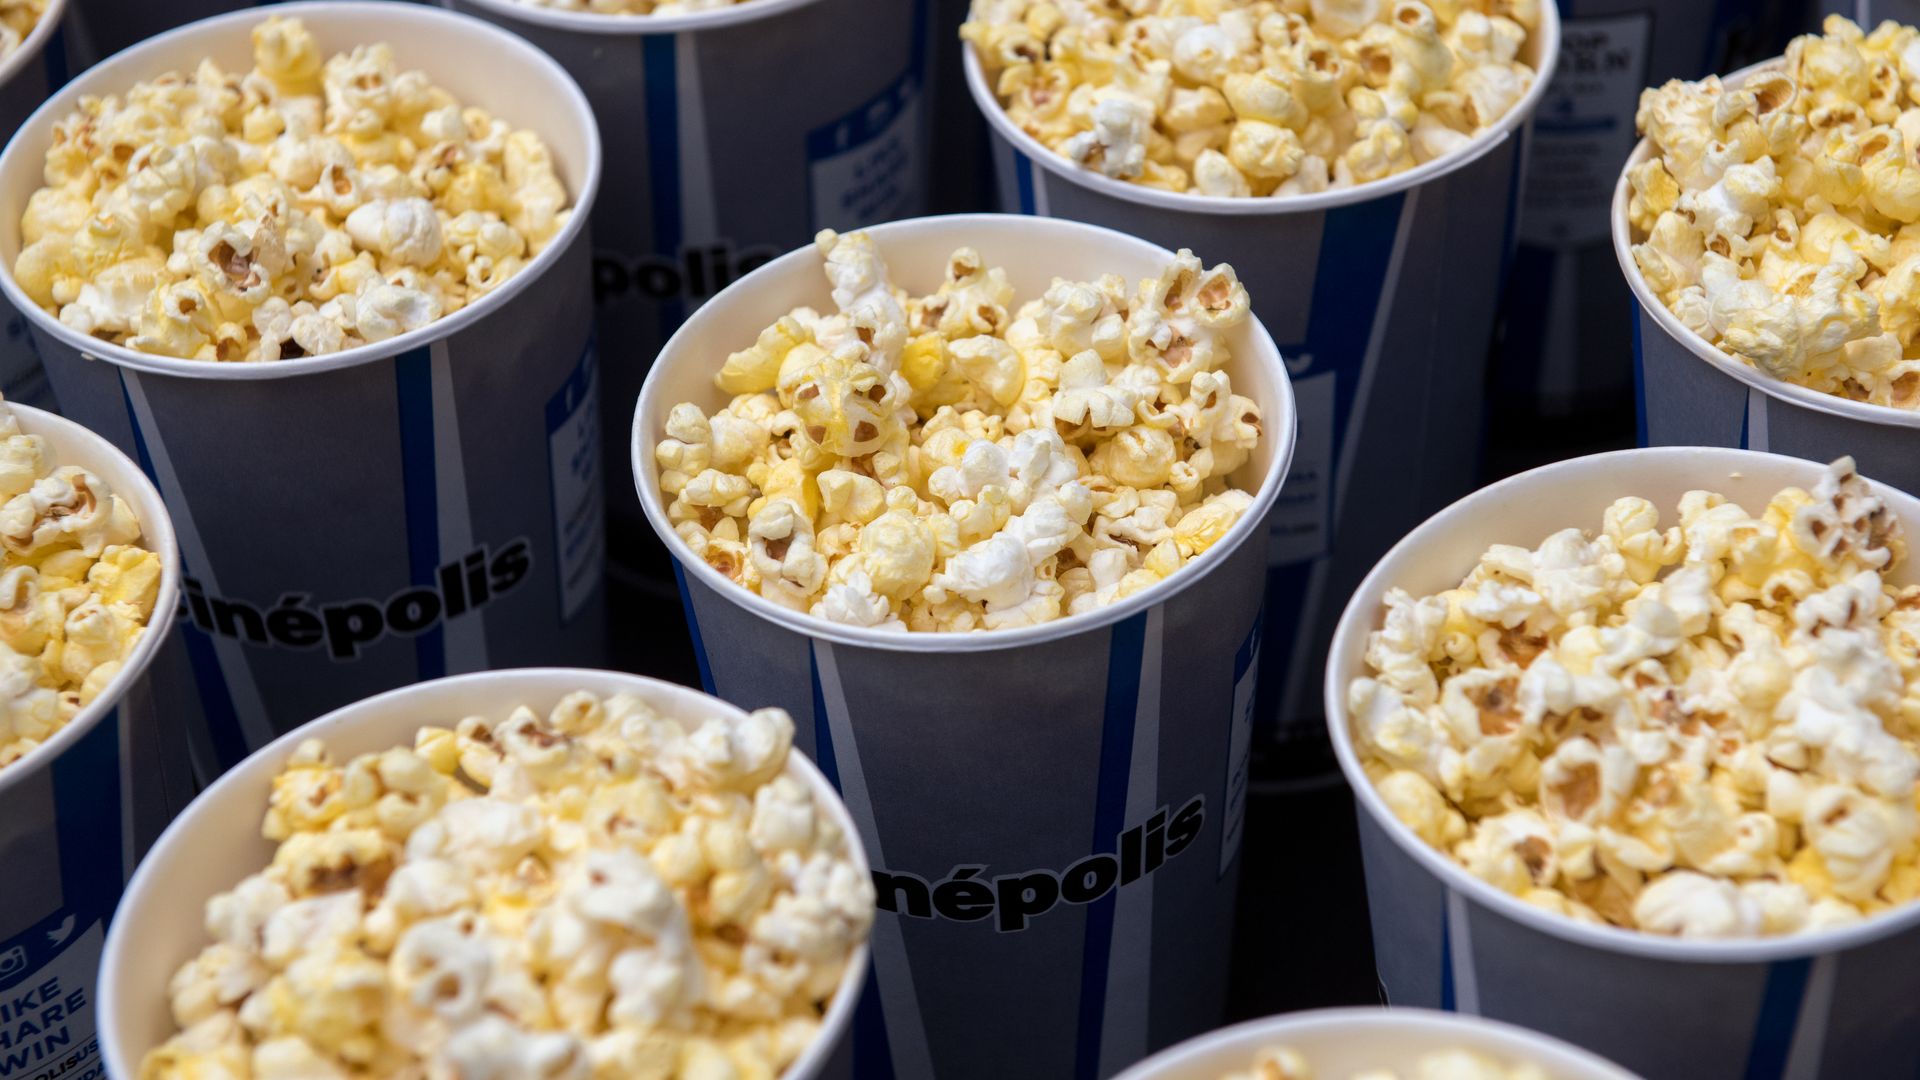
left=960, top=0, right=1561, bottom=217
left=0, top=0, right=604, bottom=382
left=630, top=211, right=1299, bottom=654
left=453, top=0, right=827, bottom=37
left=1110, top=1007, right=1639, bottom=1080
left=1323, top=445, right=1920, bottom=963
left=0, top=0, right=70, bottom=92
left=0, top=400, right=181, bottom=799
left=98, top=666, right=873, bottom=1080
left=1610, top=56, right=1920, bottom=430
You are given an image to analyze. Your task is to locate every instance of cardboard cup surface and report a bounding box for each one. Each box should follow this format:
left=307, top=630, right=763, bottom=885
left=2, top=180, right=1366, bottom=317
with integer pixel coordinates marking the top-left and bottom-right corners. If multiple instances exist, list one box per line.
left=1325, top=446, right=1920, bottom=1080
left=0, top=2, right=609, bottom=780
left=0, top=401, right=184, bottom=1080
left=97, top=668, right=872, bottom=1080
left=1110, top=1007, right=1637, bottom=1080
left=1618, top=59, right=1920, bottom=490
left=0, top=0, right=69, bottom=413
left=449, top=0, right=932, bottom=580
left=963, top=7, right=1561, bottom=762
left=634, top=213, right=1298, bottom=1080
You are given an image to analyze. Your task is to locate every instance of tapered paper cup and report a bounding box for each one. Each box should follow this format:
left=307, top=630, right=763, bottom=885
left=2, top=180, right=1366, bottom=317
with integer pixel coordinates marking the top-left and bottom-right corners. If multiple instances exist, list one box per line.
left=1617, top=58, right=1920, bottom=495
left=0, top=1, right=609, bottom=781
left=1326, top=447, right=1920, bottom=1080
left=449, top=0, right=931, bottom=580
left=0, top=400, right=181, bottom=1080
left=97, top=667, right=871, bottom=1080
left=965, top=7, right=1561, bottom=764
left=635, top=213, right=1297, bottom=1079
left=1111, top=1007, right=1637, bottom=1080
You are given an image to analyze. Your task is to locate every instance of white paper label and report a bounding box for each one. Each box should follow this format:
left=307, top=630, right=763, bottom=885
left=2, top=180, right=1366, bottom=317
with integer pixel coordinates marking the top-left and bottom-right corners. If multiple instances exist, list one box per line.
left=0, top=921, right=103, bottom=1080
left=1268, top=370, right=1333, bottom=565
left=809, top=72, right=925, bottom=231
left=546, top=340, right=603, bottom=622
left=1520, top=13, right=1652, bottom=247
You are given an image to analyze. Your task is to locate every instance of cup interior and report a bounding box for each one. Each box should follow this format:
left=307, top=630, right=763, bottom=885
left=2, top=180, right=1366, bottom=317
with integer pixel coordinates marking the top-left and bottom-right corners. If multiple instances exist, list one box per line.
left=1112, top=1008, right=1635, bottom=1080
left=1324, top=446, right=1920, bottom=960
left=98, top=667, right=872, bottom=1080
left=0, top=399, right=180, bottom=797
left=632, top=212, right=1297, bottom=649
left=0, top=0, right=600, bottom=377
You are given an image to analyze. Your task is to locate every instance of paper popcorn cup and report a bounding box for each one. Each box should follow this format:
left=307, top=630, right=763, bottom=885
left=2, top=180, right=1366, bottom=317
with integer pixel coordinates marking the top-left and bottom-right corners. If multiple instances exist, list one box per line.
left=96, top=667, right=873, bottom=1080
left=635, top=213, right=1297, bottom=1079
left=1497, top=0, right=1794, bottom=419
left=966, top=9, right=1560, bottom=767
left=1325, top=446, right=1920, bottom=1080
left=1614, top=61, right=1920, bottom=499
left=0, top=400, right=183, bottom=1080
left=0, top=0, right=68, bottom=414
left=1111, top=1007, right=1636, bottom=1080
left=447, top=0, right=932, bottom=581
left=0, top=1, right=608, bottom=781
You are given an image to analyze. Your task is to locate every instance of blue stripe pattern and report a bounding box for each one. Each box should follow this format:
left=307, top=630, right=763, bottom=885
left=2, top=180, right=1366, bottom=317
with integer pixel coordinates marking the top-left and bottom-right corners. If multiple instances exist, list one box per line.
left=1074, top=612, right=1147, bottom=1080
left=1631, top=305, right=1649, bottom=447
left=1438, top=896, right=1455, bottom=1011
left=1738, top=388, right=1751, bottom=450
left=1742, top=958, right=1812, bottom=1080
left=118, top=371, right=249, bottom=769
left=671, top=561, right=716, bottom=696
left=42, top=22, right=67, bottom=89
left=642, top=36, right=686, bottom=331
left=1015, top=155, right=1036, bottom=216
left=51, top=705, right=125, bottom=923
left=394, top=348, right=444, bottom=681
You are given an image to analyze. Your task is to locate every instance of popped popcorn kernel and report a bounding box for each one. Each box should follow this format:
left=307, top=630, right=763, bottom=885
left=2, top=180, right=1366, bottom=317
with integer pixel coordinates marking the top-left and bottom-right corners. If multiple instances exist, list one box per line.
left=1350, top=458, right=1920, bottom=938
left=1217, top=1042, right=1551, bottom=1080
left=14, top=16, right=572, bottom=363
left=0, top=397, right=157, bottom=771
left=140, top=691, right=872, bottom=1080
left=653, top=231, right=1266, bottom=632
left=964, top=0, right=1538, bottom=199
left=1628, top=17, right=1920, bottom=409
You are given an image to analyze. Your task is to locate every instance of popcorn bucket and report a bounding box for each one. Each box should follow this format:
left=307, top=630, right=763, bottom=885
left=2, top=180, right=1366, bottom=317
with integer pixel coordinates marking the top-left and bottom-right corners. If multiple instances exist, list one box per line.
left=1110, top=1007, right=1636, bottom=1080
left=96, top=667, right=873, bottom=1080
left=0, top=0, right=68, bottom=414
left=1614, top=64, right=1920, bottom=499
left=66, top=0, right=261, bottom=68
left=635, top=213, right=1298, bottom=1080
left=1815, top=1, right=1920, bottom=27
left=0, top=400, right=183, bottom=1080
left=965, top=9, right=1560, bottom=768
left=1325, top=446, right=1920, bottom=1080
left=446, top=0, right=932, bottom=582
left=0, top=1, right=608, bottom=781
left=1496, top=0, right=1796, bottom=420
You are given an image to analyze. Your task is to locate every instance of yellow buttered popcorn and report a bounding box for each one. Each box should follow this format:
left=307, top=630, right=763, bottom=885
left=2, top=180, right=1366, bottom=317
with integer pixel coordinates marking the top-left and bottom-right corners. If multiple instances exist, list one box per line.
left=13, top=16, right=571, bottom=363
left=1627, top=16, right=1920, bottom=408
left=655, top=229, right=1265, bottom=633
left=963, top=0, right=1539, bottom=199
left=0, top=0, right=43, bottom=61
left=141, top=692, right=874, bottom=1080
left=0, top=398, right=160, bottom=769
left=1350, top=458, right=1920, bottom=939
left=1220, top=1044, right=1551, bottom=1080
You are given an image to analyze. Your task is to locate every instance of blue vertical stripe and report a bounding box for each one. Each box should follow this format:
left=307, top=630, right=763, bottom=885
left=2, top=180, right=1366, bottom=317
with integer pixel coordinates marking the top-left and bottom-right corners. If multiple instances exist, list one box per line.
left=1742, top=958, right=1812, bottom=1080
left=394, top=348, right=444, bottom=681
left=1738, top=390, right=1751, bottom=450
left=1074, top=612, right=1147, bottom=1080
left=1438, top=897, right=1455, bottom=1011
left=672, top=561, right=716, bottom=696
left=119, top=371, right=249, bottom=769
left=1015, top=155, right=1036, bottom=216
left=51, top=705, right=125, bottom=922
left=642, top=36, right=686, bottom=331
left=1631, top=304, right=1649, bottom=447
left=807, top=642, right=839, bottom=791
left=43, top=22, right=68, bottom=89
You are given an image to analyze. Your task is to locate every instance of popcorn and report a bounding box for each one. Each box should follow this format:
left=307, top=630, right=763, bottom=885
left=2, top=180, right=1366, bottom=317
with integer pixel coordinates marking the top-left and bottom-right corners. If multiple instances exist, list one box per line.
left=1217, top=1043, right=1549, bottom=1080
left=653, top=230, right=1265, bottom=632
left=13, top=17, right=571, bottom=363
left=0, top=0, right=42, bottom=64
left=0, top=398, right=159, bottom=770
left=1350, top=458, right=1920, bottom=938
left=964, top=0, right=1538, bottom=199
left=141, top=692, right=873, bottom=1080
left=1624, top=16, right=1920, bottom=408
